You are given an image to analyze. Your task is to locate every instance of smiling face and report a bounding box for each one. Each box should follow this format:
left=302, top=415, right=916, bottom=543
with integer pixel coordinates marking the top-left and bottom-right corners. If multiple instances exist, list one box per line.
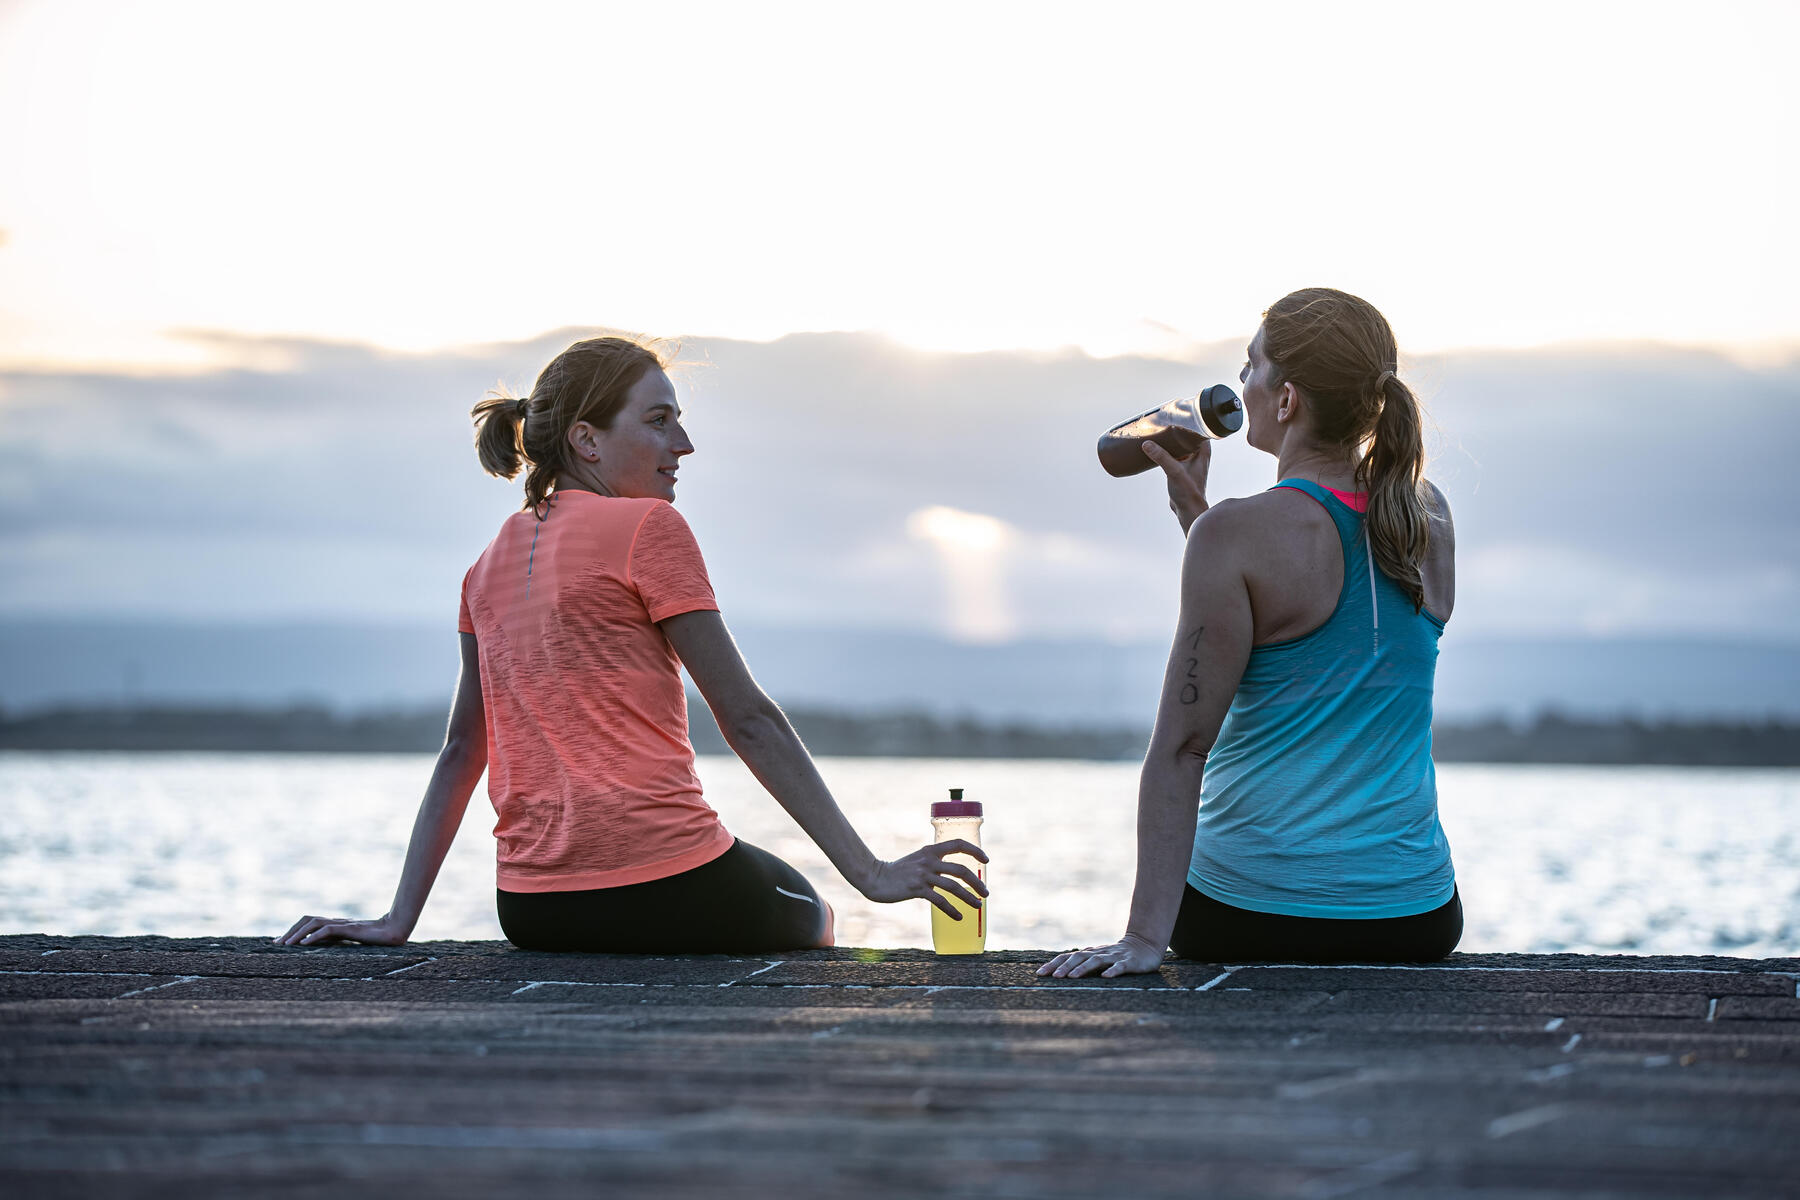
left=568, top=368, right=694, bottom=501
left=1238, top=325, right=1293, bottom=457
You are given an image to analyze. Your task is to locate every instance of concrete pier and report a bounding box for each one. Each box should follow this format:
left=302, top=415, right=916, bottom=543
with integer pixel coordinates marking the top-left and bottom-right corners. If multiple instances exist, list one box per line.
left=3, top=935, right=1797, bottom=1196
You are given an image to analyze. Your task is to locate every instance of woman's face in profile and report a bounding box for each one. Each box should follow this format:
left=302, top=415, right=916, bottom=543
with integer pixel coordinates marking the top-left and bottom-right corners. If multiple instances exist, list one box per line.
left=591, top=370, right=695, bottom=502
left=1239, top=326, right=1284, bottom=455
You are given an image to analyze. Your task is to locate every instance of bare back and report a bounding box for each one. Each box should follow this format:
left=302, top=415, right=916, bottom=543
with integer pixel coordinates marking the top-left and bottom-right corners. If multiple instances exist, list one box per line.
left=1227, top=480, right=1456, bottom=646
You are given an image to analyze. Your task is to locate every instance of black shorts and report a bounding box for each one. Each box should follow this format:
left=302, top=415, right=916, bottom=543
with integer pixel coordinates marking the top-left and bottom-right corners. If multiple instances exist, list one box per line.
left=1169, top=884, right=1462, bottom=964
left=496, top=839, right=831, bottom=954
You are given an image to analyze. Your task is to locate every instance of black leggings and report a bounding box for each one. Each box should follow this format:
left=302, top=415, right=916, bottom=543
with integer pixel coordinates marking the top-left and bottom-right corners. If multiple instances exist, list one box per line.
left=1169, top=884, right=1462, bottom=963
left=496, top=839, right=830, bottom=954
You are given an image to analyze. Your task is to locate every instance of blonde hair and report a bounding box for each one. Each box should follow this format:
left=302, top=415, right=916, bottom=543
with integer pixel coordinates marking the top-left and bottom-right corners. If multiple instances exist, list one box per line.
left=471, top=336, right=668, bottom=510
left=1262, top=288, right=1430, bottom=611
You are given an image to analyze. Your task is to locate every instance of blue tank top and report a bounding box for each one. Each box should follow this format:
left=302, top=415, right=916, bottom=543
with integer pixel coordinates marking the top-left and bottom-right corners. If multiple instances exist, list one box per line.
left=1187, top=479, right=1456, bottom=919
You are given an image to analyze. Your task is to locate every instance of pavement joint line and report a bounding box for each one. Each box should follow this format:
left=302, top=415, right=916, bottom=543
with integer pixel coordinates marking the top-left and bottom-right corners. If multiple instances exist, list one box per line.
left=477, top=979, right=1212, bottom=993
left=1706, top=997, right=1719, bottom=1021
left=1560, top=1033, right=1582, bottom=1053
left=1, top=970, right=157, bottom=979
left=115, top=975, right=200, bottom=999
left=1543, top=1017, right=1564, bottom=1032
left=1297, top=1149, right=1421, bottom=1199
left=1486, top=1102, right=1572, bottom=1140
left=720, top=960, right=785, bottom=987
left=1277, top=1068, right=1382, bottom=1100
left=509, top=981, right=648, bottom=995
left=1194, top=969, right=1235, bottom=992
left=381, top=958, right=436, bottom=977
left=1249, top=963, right=1771, bottom=976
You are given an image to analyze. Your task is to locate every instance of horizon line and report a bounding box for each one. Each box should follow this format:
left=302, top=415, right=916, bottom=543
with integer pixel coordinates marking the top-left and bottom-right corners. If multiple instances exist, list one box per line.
left=3, top=325, right=1797, bottom=380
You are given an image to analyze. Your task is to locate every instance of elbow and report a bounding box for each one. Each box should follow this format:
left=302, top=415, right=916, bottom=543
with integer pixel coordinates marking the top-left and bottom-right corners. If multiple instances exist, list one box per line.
left=1157, top=733, right=1213, bottom=772
left=440, top=732, right=487, bottom=772
left=721, top=698, right=789, bottom=750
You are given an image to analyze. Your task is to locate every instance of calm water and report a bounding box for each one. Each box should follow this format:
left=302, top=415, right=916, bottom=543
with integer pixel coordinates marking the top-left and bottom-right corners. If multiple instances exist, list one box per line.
left=2, top=752, right=1796, bottom=956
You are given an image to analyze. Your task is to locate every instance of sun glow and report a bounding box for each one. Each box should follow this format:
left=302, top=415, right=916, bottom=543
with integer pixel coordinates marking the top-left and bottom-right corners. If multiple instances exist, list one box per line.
left=906, top=506, right=1017, bottom=643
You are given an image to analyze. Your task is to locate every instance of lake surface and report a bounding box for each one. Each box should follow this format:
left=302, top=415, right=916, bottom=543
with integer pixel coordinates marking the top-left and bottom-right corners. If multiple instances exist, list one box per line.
left=2, top=753, right=1795, bottom=956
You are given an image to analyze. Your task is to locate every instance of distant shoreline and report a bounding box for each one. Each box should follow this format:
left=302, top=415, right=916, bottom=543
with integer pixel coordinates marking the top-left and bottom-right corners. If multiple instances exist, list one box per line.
left=3, top=704, right=1798, bottom=766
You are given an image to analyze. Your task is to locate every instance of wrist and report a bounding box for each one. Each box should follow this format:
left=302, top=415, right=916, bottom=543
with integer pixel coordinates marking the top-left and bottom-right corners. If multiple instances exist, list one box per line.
left=844, top=852, right=881, bottom=896
left=1120, top=929, right=1165, bottom=954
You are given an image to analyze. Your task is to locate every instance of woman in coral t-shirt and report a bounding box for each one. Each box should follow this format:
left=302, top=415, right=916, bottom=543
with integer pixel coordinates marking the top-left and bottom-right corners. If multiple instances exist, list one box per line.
left=279, top=337, right=986, bottom=952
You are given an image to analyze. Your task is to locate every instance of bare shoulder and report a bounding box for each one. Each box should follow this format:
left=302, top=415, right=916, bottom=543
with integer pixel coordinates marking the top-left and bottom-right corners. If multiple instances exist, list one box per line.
left=1185, top=494, right=1279, bottom=552
left=1197, top=487, right=1335, bottom=547
left=1193, top=490, right=1316, bottom=538
left=1421, top=479, right=1456, bottom=541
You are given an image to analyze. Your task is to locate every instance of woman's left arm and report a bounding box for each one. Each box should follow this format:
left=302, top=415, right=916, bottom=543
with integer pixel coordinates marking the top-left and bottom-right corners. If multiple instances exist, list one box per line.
left=1039, top=506, right=1255, bottom=977
left=661, top=610, right=988, bottom=916
left=276, top=632, right=489, bottom=946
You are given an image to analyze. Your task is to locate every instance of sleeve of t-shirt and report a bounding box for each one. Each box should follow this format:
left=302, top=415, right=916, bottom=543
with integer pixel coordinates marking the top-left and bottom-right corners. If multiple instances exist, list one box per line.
left=457, top=565, right=476, bottom=634
left=629, top=502, right=720, bottom=623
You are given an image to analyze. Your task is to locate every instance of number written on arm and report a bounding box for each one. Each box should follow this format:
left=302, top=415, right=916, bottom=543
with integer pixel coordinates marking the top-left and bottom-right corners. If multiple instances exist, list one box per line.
left=1179, top=625, right=1205, bottom=704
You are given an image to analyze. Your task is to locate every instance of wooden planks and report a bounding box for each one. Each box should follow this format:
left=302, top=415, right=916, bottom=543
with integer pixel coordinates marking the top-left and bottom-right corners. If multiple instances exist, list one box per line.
left=2, top=936, right=1797, bottom=1197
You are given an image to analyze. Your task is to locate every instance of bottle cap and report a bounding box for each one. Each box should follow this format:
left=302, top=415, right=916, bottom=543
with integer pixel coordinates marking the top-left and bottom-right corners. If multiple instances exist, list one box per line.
left=932, top=787, right=982, bottom=818
left=1197, top=383, right=1244, bottom=438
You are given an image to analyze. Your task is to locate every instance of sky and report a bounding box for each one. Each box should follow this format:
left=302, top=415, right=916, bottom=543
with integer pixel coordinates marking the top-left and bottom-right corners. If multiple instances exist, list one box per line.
left=1, top=1, right=1796, bottom=370
left=2, top=1, right=1799, bottom=692
left=4, top=329, right=1797, bottom=648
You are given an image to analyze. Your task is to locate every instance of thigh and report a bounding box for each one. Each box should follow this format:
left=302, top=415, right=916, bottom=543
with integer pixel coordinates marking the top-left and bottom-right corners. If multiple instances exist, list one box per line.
left=497, top=840, right=830, bottom=955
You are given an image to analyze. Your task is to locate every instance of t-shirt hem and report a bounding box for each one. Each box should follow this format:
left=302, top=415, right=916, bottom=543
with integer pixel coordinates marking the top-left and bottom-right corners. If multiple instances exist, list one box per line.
left=498, top=826, right=735, bottom=893
left=1187, top=871, right=1456, bottom=921
left=645, top=596, right=720, bottom=623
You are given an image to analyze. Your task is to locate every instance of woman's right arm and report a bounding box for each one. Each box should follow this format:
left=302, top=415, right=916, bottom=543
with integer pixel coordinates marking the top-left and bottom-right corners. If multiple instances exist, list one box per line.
left=1143, top=439, right=1212, bottom=534
left=276, top=632, right=488, bottom=946
left=1421, top=479, right=1456, bottom=623
left=660, top=610, right=987, bottom=919
left=1038, top=504, right=1255, bottom=977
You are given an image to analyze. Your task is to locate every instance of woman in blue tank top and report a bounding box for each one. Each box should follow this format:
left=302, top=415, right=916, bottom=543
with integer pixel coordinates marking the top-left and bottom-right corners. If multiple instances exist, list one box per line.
left=1043, top=288, right=1461, bottom=977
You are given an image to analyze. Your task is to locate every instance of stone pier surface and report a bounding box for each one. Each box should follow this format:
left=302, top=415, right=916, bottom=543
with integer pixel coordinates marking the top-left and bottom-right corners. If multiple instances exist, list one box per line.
left=2, top=936, right=1797, bottom=1198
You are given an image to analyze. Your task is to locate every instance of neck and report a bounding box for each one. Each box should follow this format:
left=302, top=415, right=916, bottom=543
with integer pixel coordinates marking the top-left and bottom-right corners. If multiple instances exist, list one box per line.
left=1275, top=438, right=1361, bottom=492
left=554, top=462, right=616, bottom=498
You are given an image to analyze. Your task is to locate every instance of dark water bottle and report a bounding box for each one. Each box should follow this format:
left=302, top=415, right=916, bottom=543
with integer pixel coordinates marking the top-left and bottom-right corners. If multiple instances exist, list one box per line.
left=1096, top=384, right=1243, bottom=477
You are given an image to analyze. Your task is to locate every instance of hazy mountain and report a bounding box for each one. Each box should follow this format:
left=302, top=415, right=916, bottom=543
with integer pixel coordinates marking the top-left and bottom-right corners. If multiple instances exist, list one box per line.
left=5, top=618, right=1796, bottom=722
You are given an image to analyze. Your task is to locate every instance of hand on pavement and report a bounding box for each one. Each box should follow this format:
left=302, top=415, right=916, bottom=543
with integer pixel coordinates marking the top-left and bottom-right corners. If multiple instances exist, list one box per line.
left=275, top=912, right=411, bottom=947
left=1036, top=932, right=1165, bottom=978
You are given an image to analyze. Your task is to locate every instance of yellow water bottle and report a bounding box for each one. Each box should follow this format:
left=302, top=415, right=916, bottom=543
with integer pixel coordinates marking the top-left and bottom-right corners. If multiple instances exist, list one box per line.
left=930, top=788, right=986, bottom=955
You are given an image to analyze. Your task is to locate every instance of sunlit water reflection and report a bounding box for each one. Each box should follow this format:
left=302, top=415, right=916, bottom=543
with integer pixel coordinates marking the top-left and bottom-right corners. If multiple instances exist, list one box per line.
left=2, top=753, right=1795, bottom=955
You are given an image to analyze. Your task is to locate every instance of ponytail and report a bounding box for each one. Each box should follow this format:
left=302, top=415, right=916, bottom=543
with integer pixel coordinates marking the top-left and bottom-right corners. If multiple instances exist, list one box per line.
left=472, top=389, right=526, bottom=481
left=1357, top=373, right=1430, bottom=612
left=1262, top=288, right=1432, bottom=611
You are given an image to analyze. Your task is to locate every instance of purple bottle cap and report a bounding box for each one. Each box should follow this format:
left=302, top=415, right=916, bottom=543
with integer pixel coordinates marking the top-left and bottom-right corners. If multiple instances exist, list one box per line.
left=931, top=787, right=983, bottom=818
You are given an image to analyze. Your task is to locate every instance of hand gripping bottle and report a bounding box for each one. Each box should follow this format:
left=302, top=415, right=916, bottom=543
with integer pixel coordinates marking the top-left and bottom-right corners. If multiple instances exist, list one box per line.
left=930, top=788, right=986, bottom=955
left=1096, top=383, right=1243, bottom=477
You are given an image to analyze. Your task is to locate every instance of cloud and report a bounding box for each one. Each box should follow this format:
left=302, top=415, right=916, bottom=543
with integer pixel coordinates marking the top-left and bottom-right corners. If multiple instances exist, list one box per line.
left=1461, top=543, right=1800, bottom=639
left=1, top=331, right=1796, bottom=645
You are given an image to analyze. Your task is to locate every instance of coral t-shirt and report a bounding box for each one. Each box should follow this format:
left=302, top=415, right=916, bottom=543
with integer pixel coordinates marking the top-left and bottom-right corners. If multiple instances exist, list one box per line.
left=458, top=491, right=733, bottom=892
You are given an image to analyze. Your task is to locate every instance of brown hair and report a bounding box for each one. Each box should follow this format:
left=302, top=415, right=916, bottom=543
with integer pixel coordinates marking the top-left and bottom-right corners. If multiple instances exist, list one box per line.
left=471, top=336, right=667, bottom=511
left=1261, top=287, right=1431, bottom=611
